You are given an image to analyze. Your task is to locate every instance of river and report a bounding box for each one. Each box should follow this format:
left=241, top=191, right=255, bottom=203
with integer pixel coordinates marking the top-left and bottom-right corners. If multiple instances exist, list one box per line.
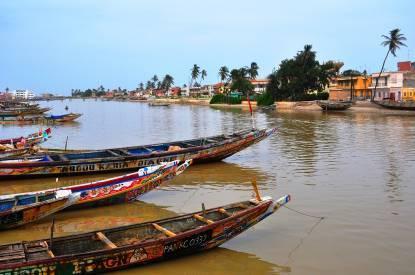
left=1, top=99, right=414, bottom=275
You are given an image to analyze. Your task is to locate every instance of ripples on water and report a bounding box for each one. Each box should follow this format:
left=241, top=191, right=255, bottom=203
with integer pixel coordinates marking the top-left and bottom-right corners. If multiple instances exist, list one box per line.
left=1, top=100, right=415, bottom=275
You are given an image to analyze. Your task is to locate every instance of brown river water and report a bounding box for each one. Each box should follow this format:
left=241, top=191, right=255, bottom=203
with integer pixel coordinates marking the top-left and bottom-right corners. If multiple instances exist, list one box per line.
left=1, top=99, right=414, bottom=275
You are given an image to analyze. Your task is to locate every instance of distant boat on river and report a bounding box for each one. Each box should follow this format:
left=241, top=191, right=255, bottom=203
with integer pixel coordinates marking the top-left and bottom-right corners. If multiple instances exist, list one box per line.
left=317, top=100, right=352, bottom=111
left=374, top=100, right=415, bottom=111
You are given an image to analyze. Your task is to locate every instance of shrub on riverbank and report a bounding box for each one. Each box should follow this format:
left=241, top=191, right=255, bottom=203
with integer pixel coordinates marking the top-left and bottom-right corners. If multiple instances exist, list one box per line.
left=257, top=92, right=274, bottom=106
left=209, top=94, right=241, bottom=104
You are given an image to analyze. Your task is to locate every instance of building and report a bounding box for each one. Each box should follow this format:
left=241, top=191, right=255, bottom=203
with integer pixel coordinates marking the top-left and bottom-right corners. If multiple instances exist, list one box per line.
left=167, top=87, right=181, bottom=97
left=369, top=61, right=415, bottom=101
left=329, top=75, right=372, bottom=101
left=12, top=89, right=34, bottom=100
left=199, top=85, right=214, bottom=97
left=398, top=61, right=415, bottom=72
left=250, top=79, right=269, bottom=94
left=213, top=83, right=227, bottom=94
left=0, top=92, right=13, bottom=101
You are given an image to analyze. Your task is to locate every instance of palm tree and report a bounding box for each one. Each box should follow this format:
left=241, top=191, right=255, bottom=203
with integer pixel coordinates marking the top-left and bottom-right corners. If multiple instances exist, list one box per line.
left=191, top=64, right=200, bottom=87
left=161, top=74, right=174, bottom=91
left=372, top=28, right=407, bottom=101
left=248, top=62, right=259, bottom=80
left=200, top=69, right=207, bottom=84
left=139, top=82, right=144, bottom=91
left=218, top=66, right=229, bottom=83
left=151, top=75, right=159, bottom=89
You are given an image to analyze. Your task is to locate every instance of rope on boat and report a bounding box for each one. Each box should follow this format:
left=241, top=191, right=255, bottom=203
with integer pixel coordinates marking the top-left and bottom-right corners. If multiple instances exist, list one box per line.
left=282, top=205, right=325, bottom=265
left=283, top=205, right=325, bottom=220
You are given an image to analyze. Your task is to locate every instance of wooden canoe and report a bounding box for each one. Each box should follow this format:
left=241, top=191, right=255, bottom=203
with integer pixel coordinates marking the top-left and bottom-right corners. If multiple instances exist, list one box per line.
left=374, top=100, right=415, bottom=111
left=0, top=128, right=52, bottom=158
left=0, top=190, right=79, bottom=230
left=45, top=113, right=82, bottom=122
left=0, top=128, right=275, bottom=179
left=317, top=100, right=352, bottom=111
left=0, top=194, right=290, bottom=273
left=2, top=160, right=191, bottom=211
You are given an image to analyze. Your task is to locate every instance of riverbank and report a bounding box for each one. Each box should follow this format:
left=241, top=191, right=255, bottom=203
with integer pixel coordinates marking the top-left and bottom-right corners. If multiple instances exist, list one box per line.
left=152, top=98, right=415, bottom=115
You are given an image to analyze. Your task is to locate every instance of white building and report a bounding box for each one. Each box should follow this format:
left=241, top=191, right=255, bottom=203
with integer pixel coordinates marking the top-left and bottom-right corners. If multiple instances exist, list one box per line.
left=250, top=79, right=269, bottom=94
left=12, top=89, right=35, bottom=100
left=369, top=72, right=415, bottom=101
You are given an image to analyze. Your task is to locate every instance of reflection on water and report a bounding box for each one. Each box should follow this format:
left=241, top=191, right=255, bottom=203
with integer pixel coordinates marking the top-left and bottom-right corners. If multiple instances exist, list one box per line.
left=1, top=100, right=415, bottom=275
left=115, top=248, right=290, bottom=275
left=0, top=201, right=176, bottom=243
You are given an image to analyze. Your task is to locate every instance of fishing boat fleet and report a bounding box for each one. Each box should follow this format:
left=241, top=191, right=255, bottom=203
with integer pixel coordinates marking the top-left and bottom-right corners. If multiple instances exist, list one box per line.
left=0, top=126, right=289, bottom=273
left=0, top=101, right=82, bottom=124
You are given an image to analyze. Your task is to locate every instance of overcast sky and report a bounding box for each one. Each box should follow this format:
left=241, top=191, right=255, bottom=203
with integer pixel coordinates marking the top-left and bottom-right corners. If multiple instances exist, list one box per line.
left=1, top=0, right=414, bottom=94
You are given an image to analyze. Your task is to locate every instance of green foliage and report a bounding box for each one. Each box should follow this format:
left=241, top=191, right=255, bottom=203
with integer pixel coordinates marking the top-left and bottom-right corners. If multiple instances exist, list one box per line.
left=209, top=94, right=241, bottom=105
left=229, top=68, right=254, bottom=96
left=267, top=45, right=338, bottom=101
left=257, top=92, right=274, bottom=106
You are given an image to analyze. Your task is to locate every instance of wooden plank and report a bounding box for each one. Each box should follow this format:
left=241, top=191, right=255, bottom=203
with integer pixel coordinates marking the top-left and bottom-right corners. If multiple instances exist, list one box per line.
left=118, top=149, right=132, bottom=156
left=193, top=214, right=214, bottom=225
left=96, top=232, right=117, bottom=249
left=218, top=208, right=231, bottom=216
left=152, top=223, right=176, bottom=237
left=106, top=150, right=120, bottom=157
left=41, top=241, right=55, bottom=258
left=237, top=203, right=249, bottom=209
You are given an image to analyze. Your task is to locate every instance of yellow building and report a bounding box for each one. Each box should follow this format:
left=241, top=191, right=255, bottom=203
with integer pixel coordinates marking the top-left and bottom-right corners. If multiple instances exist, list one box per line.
left=329, top=76, right=372, bottom=101
left=402, top=88, right=415, bottom=101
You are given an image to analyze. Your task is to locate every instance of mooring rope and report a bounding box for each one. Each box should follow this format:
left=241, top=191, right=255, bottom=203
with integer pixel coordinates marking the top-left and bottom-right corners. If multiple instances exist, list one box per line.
left=283, top=205, right=325, bottom=220
left=282, top=205, right=326, bottom=266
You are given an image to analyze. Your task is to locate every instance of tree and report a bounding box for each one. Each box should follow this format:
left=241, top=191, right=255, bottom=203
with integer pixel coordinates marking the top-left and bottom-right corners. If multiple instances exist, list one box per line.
left=151, top=75, right=159, bottom=89
left=248, top=62, right=259, bottom=80
left=372, top=28, right=407, bottom=101
left=267, top=45, right=337, bottom=101
left=146, top=81, right=152, bottom=90
left=139, top=82, right=144, bottom=91
left=229, top=68, right=254, bottom=96
left=5, top=87, right=9, bottom=93
left=191, top=64, right=200, bottom=87
left=218, top=66, right=229, bottom=83
left=161, top=74, right=174, bottom=91
left=200, top=69, right=207, bottom=84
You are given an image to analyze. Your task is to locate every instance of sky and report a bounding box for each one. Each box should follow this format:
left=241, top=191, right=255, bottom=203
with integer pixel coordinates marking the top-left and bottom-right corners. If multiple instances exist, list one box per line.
left=0, top=0, right=414, bottom=95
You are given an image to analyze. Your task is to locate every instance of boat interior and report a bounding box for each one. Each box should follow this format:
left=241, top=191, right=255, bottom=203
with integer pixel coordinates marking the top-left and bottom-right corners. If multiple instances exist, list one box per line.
left=0, top=200, right=260, bottom=264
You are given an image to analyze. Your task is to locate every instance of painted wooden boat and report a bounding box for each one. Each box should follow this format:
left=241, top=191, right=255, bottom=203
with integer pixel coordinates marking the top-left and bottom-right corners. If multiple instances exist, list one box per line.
left=4, top=160, right=191, bottom=211
left=45, top=113, right=82, bottom=122
left=0, top=128, right=275, bottom=179
left=0, top=190, right=79, bottom=230
left=0, top=107, right=51, bottom=117
left=0, top=194, right=290, bottom=273
left=374, top=100, right=415, bottom=111
left=0, top=129, right=52, bottom=158
left=317, top=100, right=352, bottom=111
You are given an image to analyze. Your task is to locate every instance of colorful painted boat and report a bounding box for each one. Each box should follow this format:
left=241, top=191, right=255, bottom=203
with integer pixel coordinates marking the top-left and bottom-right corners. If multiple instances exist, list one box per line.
left=0, top=190, right=79, bottom=230
left=45, top=113, right=82, bottom=122
left=0, top=194, right=290, bottom=273
left=0, top=128, right=275, bottom=179
left=0, top=128, right=52, bottom=158
left=4, top=160, right=191, bottom=211
left=317, top=100, right=352, bottom=111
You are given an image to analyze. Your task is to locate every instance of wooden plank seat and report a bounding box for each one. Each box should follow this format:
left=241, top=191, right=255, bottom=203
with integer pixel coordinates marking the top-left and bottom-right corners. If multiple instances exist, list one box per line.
left=106, top=150, right=120, bottom=157
left=152, top=223, right=176, bottom=237
left=218, top=208, right=232, bottom=217
left=96, top=232, right=117, bottom=249
left=193, top=214, right=214, bottom=225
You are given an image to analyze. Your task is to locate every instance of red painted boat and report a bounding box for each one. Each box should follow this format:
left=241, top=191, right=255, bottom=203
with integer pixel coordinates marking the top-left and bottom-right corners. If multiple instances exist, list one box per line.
left=0, top=194, right=290, bottom=273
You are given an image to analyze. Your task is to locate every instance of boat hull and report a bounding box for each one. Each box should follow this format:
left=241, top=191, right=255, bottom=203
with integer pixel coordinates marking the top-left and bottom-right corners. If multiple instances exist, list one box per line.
left=375, top=100, right=415, bottom=110
left=0, top=128, right=274, bottom=179
left=0, top=195, right=290, bottom=274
